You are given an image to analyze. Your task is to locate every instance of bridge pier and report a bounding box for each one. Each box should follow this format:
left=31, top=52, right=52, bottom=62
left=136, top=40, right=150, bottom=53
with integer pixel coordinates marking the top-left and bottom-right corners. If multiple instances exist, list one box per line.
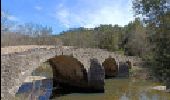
left=88, top=58, right=105, bottom=92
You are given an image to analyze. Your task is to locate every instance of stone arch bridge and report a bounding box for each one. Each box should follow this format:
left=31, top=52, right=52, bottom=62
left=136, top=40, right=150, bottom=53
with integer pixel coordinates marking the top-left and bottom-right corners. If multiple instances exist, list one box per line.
left=1, top=46, right=142, bottom=100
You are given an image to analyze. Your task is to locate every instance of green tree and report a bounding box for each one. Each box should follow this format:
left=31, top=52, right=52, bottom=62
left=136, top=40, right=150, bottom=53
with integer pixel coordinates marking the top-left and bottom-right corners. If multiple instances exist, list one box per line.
left=133, top=0, right=170, bottom=88
left=123, top=18, right=147, bottom=57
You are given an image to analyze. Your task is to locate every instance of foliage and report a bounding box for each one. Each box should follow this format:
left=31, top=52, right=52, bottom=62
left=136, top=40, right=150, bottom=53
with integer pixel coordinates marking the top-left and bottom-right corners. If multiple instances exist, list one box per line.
left=133, top=0, right=170, bottom=88
left=122, top=18, right=148, bottom=57
left=59, top=24, right=125, bottom=52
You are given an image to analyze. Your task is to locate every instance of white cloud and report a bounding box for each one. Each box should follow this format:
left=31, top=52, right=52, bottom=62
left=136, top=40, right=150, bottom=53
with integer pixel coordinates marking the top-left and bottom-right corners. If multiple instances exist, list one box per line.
left=83, top=6, right=133, bottom=28
left=35, top=6, right=42, bottom=11
left=7, top=15, right=19, bottom=21
left=56, top=8, right=70, bottom=28
left=55, top=0, right=134, bottom=28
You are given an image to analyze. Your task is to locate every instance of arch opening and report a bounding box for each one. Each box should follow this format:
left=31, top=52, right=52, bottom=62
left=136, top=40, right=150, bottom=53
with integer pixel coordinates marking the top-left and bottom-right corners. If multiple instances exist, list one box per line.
left=47, top=55, right=104, bottom=97
left=126, top=61, right=132, bottom=69
left=88, top=58, right=105, bottom=92
left=118, top=62, right=130, bottom=78
left=48, top=55, right=88, bottom=87
left=102, top=58, right=118, bottom=78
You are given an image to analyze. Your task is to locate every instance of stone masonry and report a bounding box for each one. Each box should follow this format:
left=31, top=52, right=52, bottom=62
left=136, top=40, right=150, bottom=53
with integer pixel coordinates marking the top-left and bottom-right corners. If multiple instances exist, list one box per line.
left=1, top=46, right=142, bottom=100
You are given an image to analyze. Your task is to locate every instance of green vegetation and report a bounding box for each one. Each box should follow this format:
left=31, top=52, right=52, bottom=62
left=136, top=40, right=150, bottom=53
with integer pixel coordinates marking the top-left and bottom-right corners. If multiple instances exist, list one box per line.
left=133, top=0, right=170, bottom=89
left=59, top=21, right=147, bottom=57
left=59, top=25, right=123, bottom=51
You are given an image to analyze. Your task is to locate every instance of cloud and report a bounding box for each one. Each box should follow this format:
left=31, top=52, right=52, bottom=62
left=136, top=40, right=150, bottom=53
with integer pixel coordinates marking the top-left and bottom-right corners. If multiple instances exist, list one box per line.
left=35, top=6, right=42, bottom=11
left=83, top=6, right=133, bottom=28
left=56, top=7, right=70, bottom=28
left=7, top=15, right=19, bottom=21
left=54, top=0, right=134, bottom=28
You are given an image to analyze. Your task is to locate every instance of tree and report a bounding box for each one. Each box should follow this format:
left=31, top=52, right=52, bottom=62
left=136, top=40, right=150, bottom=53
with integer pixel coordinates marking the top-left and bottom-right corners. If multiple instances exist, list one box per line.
left=59, top=24, right=124, bottom=51
left=133, top=0, right=170, bottom=88
left=1, top=10, right=15, bottom=32
left=123, top=18, right=147, bottom=57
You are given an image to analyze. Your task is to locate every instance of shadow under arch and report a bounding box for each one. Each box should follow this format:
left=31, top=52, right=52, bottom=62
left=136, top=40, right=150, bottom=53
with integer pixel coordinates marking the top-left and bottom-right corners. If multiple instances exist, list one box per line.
left=88, top=58, right=105, bottom=92
left=47, top=55, right=93, bottom=98
left=48, top=55, right=88, bottom=87
left=117, top=62, right=129, bottom=78
left=102, top=57, right=118, bottom=79
left=126, top=61, right=132, bottom=69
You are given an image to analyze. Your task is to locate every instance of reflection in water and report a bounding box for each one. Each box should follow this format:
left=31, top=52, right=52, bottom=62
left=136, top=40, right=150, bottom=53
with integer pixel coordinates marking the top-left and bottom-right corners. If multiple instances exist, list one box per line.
left=120, top=93, right=129, bottom=100
left=15, top=78, right=170, bottom=100
left=16, top=79, right=53, bottom=100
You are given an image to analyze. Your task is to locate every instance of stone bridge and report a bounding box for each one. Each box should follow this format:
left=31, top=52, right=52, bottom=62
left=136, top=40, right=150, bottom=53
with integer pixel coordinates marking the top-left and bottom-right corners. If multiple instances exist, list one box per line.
left=1, top=46, right=142, bottom=100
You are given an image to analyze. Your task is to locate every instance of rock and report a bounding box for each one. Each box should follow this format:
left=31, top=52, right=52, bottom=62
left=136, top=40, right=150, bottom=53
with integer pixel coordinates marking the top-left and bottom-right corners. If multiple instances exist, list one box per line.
left=151, top=86, right=166, bottom=91
left=24, top=76, right=47, bottom=83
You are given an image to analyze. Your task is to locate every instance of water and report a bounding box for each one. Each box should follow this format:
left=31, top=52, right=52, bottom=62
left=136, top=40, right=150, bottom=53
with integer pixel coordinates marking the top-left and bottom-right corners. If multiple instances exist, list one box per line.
left=15, top=62, right=170, bottom=100
left=15, top=78, right=170, bottom=100
left=54, top=79, right=170, bottom=100
left=16, top=79, right=53, bottom=100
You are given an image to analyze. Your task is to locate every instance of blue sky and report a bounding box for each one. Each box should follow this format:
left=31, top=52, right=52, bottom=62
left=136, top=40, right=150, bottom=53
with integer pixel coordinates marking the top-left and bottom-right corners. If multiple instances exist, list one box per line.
left=2, top=0, right=134, bottom=34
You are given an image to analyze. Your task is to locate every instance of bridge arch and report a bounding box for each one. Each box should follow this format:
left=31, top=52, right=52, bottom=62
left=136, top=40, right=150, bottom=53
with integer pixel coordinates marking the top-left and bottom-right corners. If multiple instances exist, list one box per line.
left=102, top=57, right=118, bottom=78
left=48, top=55, right=88, bottom=89
left=126, top=61, right=132, bottom=69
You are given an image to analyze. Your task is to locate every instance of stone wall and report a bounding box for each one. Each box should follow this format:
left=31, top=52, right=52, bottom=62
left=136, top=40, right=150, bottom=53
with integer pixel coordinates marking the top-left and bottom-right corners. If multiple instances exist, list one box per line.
left=1, top=46, right=142, bottom=100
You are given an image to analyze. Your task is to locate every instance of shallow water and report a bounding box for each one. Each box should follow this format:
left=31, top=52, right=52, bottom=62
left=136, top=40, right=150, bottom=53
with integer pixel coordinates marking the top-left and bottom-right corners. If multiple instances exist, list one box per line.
left=15, top=78, right=170, bottom=100
left=15, top=63, right=170, bottom=100
left=54, top=78, right=170, bottom=100
left=16, top=79, right=53, bottom=100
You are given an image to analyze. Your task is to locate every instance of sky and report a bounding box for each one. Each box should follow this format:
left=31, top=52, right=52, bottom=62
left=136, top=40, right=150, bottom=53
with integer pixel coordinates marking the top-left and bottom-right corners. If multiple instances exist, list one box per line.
left=2, top=0, right=134, bottom=34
